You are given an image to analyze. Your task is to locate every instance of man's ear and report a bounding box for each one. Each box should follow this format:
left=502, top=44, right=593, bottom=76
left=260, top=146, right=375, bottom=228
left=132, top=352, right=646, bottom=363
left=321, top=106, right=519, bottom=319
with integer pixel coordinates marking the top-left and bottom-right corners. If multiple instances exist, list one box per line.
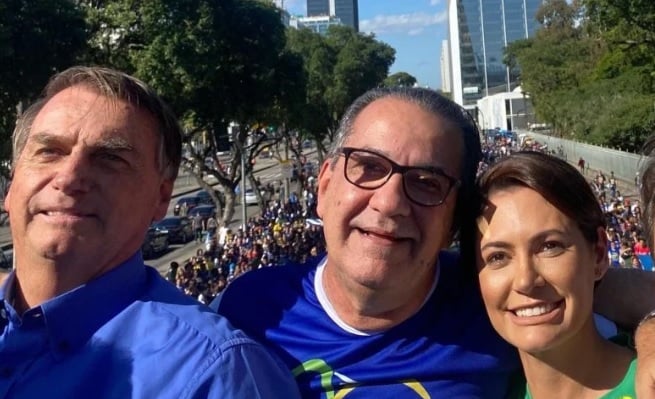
left=316, top=160, right=334, bottom=220
left=153, top=178, right=174, bottom=222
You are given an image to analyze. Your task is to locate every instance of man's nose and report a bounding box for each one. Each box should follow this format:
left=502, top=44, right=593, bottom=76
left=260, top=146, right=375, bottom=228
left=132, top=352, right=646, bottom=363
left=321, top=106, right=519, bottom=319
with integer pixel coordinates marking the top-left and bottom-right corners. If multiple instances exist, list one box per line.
left=52, top=154, right=93, bottom=194
left=368, top=173, right=412, bottom=216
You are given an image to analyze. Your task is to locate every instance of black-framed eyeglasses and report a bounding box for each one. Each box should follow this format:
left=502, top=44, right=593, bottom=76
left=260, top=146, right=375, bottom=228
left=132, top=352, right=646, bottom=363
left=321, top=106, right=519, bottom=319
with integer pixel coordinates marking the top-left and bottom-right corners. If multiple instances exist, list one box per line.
left=337, top=147, right=460, bottom=207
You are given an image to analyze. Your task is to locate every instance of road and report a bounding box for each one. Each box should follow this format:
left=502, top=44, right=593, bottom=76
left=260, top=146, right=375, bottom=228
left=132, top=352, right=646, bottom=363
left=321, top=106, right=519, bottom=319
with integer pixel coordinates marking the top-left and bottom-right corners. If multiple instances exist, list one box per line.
left=149, top=156, right=294, bottom=274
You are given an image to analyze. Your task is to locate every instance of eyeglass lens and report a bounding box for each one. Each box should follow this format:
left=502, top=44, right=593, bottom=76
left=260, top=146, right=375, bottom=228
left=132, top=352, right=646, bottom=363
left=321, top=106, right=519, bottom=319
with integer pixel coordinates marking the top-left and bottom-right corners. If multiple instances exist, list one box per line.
left=344, top=150, right=452, bottom=205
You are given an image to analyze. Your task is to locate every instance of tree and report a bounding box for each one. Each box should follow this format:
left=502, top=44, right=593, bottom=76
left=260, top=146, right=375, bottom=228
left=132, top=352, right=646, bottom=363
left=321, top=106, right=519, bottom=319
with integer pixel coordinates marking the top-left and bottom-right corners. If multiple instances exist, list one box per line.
left=0, top=0, right=88, bottom=171
left=505, top=0, right=655, bottom=152
left=383, top=72, right=417, bottom=88
left=83, top=0, right=291, bottom=224
left=286, top=26, right=395, bottom=160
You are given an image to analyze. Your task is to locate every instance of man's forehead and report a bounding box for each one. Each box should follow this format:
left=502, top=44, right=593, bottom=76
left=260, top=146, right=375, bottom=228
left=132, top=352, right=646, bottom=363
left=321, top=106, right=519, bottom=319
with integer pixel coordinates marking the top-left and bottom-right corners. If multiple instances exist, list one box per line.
left=31, top=86, right=155, bottom=141
left=346, top=97, right=463, bottom=172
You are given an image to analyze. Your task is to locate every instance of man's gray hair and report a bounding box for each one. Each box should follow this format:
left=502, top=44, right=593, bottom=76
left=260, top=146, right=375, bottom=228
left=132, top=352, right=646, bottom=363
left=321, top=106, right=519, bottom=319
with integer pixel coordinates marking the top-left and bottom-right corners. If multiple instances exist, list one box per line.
left=12, top=66, right=182, bottom=180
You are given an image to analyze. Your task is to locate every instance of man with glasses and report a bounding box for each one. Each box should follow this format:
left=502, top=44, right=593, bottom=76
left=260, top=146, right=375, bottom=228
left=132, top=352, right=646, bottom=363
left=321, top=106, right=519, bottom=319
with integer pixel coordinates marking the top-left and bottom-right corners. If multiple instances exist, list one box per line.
left=213, top=86, right=655, bottom=397
left=213, top=87, right=517, bottom=397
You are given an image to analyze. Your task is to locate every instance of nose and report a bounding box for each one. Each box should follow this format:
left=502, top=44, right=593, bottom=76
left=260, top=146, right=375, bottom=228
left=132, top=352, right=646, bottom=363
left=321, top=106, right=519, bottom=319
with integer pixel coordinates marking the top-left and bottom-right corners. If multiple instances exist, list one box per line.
left=52, top=153, right=93, bottom=194
left=511, top=254, right=545, bottom=294
left=368, top=172, right=411, bottom=217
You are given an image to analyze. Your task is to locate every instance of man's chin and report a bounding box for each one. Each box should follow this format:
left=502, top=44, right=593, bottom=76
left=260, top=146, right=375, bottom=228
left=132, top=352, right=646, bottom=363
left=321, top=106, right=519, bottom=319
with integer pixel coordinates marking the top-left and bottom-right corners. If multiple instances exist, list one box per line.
left=30, top=237, right=85, bottom=261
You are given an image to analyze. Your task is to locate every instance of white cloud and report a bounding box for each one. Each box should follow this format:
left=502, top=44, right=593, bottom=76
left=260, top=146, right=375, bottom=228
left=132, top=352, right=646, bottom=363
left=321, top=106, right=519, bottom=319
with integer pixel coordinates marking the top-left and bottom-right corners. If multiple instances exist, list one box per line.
left=430, top=0, right=441, bottom=5
left=360, top=12, right=448, bottom=35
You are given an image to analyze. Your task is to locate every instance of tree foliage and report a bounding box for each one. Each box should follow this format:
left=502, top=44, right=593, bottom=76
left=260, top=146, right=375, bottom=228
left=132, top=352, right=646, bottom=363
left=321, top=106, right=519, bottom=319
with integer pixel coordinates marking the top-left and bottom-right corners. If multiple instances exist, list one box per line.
left=506, top=0, right=655, bottom=152
left=286, top=25, right=395, bottom=159
left=383, top=72, right=417, bottom=88
left=0, top=0, right=88, bottom=173
left=83, top=0, right=293, bottom=224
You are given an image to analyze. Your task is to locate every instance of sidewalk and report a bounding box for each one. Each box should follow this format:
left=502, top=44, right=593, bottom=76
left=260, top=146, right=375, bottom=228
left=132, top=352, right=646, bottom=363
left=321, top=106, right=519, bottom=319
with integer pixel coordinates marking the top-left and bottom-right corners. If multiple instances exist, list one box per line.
left=580, top=167, right=640, bottom=202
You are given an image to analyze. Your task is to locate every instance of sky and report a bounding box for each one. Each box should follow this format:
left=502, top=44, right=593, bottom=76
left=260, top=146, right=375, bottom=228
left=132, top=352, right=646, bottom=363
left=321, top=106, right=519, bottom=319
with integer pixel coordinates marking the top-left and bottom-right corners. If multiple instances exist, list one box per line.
left=275, top=0, right=448, bottom=90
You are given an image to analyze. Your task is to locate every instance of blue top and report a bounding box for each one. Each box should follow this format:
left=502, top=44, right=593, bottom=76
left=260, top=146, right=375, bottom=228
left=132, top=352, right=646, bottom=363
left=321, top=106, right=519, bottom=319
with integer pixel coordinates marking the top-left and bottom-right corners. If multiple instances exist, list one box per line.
left=0, top=252, right=300, bottom=399
left=212, top=251, right=519, bottom=398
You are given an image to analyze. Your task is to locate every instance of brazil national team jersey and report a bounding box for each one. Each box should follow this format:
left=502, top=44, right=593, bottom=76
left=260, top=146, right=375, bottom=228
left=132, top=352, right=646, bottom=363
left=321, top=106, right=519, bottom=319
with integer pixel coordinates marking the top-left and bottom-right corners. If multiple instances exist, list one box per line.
left=214, top=251, right=519, bottom=398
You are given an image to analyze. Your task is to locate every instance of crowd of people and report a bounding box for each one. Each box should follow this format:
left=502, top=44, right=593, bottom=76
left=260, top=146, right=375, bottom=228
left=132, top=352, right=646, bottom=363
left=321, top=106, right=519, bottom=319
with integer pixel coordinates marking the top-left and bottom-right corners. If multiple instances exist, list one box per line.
left=482, top=137, right=652, bottom=270
left=168, top=185, right=325, bottom=304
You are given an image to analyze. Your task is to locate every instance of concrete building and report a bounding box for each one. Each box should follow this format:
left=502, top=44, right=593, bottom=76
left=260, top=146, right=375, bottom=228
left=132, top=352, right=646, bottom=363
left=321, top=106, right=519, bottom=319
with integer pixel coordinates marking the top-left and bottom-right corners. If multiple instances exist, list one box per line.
left=292, top=15, right=343, bottom=35
left=306, top=0, right=359, bottom=32
left=476, top=86, right=534, bottom=131
left=448, top=0, right=543, bottom=107
left=440, top=40, right=451, bottom=94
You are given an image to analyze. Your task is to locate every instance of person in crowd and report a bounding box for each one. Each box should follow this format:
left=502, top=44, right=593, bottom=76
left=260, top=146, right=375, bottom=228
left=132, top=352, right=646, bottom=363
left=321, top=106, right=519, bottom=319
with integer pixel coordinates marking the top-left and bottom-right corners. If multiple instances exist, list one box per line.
left=578, top=157, right=586, bottom=174
left=0, top=66, right=300, bottom=398
left=211, top=86, right=655, bottom=398
left=192, top=212, right=204, bottom=242
left=476, top=152, right=635, bottom=398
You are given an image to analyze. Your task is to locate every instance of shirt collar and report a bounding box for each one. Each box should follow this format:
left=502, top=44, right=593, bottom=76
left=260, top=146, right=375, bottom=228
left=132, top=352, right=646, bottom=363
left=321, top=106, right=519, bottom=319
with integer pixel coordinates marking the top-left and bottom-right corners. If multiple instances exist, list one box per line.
left=3, top=252, right=147, bottom=356
left=0, top=270, right=16, bottom=305
left=0, top=271, right=16, bottom=323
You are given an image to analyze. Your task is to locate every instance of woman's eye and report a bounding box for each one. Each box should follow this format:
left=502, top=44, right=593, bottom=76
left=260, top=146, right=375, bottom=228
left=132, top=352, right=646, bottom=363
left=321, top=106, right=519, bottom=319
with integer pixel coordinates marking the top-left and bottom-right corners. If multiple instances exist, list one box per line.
left=484, top=252, right=509, bottom=267
left=541, top=241, right=565, bottom=255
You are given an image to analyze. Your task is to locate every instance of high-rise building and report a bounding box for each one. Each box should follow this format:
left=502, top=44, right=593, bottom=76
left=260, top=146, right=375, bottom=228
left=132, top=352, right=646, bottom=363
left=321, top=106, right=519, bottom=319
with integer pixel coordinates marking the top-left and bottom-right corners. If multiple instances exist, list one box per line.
left=306, top=0, right=359, bottom=32
left=440, top=40, right=451, bottom=94
left=448, top=0, right=542, bottom=107
left=307, top=0, right=330, bottom=17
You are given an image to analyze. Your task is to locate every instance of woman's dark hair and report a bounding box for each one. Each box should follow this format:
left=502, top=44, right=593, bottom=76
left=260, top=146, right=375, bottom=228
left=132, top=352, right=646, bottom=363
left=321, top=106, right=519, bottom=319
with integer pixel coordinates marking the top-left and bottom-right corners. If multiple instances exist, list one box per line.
left=475, top=151, right=605, bottom=275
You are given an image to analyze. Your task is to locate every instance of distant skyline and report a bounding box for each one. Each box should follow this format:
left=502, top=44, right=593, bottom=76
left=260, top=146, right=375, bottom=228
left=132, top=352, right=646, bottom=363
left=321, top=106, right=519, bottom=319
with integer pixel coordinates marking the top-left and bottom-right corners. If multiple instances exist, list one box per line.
left=276, top=0, right=448, bottom=90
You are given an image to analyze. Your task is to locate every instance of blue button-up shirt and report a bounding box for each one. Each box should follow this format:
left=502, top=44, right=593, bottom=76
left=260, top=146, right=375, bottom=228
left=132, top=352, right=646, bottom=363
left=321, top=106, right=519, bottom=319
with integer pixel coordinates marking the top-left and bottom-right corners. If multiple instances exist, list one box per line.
left=0, top=253, right=300, bottom=399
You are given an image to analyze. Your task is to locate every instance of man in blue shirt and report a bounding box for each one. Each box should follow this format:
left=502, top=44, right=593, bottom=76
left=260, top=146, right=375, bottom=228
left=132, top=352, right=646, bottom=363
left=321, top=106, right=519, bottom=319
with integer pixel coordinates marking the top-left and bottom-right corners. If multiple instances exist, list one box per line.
left=0, top=66, right=300, bottom=398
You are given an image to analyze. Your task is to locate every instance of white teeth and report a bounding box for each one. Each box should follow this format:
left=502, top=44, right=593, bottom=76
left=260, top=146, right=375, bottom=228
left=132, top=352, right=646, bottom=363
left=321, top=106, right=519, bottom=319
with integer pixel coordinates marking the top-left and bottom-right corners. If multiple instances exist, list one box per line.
left=514, top=303, right=556, bottom=317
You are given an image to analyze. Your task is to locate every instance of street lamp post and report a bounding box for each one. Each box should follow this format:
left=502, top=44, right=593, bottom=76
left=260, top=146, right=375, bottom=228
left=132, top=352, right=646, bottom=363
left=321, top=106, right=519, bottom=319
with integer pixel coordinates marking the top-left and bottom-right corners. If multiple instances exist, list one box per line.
left=240, top=143, right=247, bottom=230
left=229, top=122, right=247, bottom=230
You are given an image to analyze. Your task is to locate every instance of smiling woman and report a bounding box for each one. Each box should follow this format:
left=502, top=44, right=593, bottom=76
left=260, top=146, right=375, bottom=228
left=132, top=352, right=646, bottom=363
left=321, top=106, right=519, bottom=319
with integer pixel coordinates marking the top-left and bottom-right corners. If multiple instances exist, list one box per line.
left=476, top=151, right=636, bottom=399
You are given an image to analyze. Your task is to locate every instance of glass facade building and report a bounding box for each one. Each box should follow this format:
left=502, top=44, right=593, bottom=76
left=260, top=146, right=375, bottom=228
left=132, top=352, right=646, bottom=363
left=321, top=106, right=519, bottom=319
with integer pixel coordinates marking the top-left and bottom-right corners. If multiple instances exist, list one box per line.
left=306, top=0, right=359, bottom=32
left=307, top=0, right=329, bottom=17
left=448, top=0, right=542, bottom=106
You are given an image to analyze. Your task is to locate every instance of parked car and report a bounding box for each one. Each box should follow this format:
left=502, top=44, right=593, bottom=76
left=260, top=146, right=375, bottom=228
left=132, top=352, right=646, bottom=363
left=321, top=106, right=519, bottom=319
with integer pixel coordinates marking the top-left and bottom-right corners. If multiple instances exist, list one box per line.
left=187, top=204, right=216, bottom=222
left=141, top=227, right=169, bottom=259
left=244, top=188, right=259, bottom=205
left=242, top=188, right=269, bottom=205
left=152, top=216, right=193, bottom=244
left=173, top=196, right=200, bottom=216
